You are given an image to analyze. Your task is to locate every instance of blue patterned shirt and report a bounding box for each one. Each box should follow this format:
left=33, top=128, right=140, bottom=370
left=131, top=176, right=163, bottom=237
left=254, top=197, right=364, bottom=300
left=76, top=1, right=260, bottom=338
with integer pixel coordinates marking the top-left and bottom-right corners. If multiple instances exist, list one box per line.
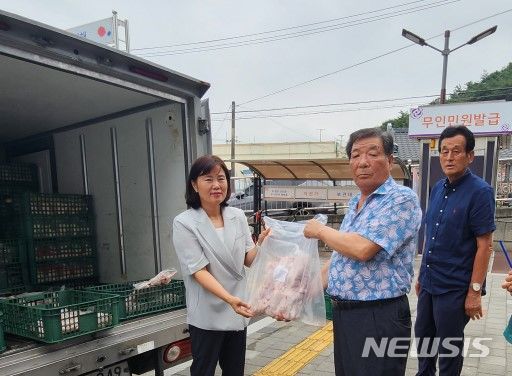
left=326, top=177, right=422, bottom=301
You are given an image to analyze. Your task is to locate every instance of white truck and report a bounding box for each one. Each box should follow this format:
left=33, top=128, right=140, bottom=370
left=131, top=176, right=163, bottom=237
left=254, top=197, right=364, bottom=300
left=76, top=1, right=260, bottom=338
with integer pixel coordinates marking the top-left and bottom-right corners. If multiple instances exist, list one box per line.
left=0, top=9, right=212, bottom=376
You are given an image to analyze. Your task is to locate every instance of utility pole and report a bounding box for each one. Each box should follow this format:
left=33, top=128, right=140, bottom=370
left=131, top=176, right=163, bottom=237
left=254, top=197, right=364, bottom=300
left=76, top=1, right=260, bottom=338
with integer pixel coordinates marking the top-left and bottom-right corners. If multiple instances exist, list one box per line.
left=317, top=128, right=325, bottom=142
left=231, top=101, right=236, bottom=185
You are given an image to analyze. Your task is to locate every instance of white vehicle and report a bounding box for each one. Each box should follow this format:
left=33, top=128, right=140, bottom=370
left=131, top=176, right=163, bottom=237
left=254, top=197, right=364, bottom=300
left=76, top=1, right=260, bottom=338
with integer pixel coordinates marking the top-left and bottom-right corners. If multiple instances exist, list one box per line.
left=0, top=10, right=211, bottom=376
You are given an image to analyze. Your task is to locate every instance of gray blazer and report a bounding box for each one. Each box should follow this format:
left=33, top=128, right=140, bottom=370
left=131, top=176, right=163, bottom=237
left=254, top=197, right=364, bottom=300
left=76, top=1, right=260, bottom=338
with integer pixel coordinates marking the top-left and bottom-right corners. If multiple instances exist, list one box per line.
left=171, top=206, right=254, bottom=330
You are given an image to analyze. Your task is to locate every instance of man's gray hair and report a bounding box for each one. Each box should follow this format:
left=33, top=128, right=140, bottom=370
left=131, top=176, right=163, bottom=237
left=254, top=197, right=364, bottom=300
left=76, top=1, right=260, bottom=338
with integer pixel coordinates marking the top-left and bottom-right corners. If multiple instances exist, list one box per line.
left=345, top=128, right=394, bottom=159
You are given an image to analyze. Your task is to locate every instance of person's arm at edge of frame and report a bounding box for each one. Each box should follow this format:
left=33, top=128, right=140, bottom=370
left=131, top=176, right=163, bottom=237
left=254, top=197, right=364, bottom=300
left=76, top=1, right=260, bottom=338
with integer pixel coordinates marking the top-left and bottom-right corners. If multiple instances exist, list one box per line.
left=304, top=221, right=381, bottom=262
left=465, top=232, right=493, bottom=320
left=502, top=269, right=512, bottom=295
left=193, top=267, right=254, bottom=318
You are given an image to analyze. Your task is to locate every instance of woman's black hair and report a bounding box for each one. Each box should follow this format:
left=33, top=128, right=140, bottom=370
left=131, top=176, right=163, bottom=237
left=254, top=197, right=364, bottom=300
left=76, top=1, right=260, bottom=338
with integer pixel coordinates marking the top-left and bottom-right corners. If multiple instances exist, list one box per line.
left=185, top=155, right=231, bottom=209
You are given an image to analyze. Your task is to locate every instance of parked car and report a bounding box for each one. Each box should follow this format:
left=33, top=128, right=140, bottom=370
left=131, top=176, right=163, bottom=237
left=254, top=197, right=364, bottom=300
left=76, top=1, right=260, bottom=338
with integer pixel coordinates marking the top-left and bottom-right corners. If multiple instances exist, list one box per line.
left=227, top=180, right=338, bottom=215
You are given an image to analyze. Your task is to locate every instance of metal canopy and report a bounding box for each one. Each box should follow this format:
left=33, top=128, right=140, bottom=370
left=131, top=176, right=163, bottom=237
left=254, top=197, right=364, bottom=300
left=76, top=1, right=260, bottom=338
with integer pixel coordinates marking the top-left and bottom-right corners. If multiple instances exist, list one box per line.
left=231, top=159, right=407, bottom=180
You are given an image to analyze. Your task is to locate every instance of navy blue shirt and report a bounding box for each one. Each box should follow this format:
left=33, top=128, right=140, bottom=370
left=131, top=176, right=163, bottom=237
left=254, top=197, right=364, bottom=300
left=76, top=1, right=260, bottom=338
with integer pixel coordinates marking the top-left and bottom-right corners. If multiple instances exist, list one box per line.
left=419, top=169, right=495, bottom=295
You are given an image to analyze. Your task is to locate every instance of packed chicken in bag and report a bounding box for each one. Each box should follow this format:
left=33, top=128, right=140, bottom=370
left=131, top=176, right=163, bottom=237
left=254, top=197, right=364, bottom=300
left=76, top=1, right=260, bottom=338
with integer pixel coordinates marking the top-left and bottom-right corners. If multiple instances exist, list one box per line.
left=247, top=215, right=326, bottom=326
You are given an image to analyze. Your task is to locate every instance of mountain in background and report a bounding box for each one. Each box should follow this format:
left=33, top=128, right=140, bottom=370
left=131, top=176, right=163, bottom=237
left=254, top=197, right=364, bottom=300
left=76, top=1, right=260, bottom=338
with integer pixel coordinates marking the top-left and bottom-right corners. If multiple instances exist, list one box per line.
left=381, top=62, right=512, bottom=129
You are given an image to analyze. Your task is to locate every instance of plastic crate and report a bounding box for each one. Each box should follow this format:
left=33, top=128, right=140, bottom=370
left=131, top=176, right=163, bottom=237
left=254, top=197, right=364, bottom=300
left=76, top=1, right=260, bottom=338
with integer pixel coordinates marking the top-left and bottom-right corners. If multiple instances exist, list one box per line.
left=0, top=163, right=38, bottom=188
left=0, top=189, right=25, bottom=217
left=25, top=194, right=93, bottom=217
left=324, top=292, right=332, bottom=321
left=0, top=214, right=23, bottom=239
left=31, top=258, right=97, bottom=285
left=0, top=263, right=25, bottom=294
left=0, top=290, right=119, bottom=343
left=32, top=238, right=95, bottom=262
left=0, top=311, right=6, bottom=352
left=86, top=280, right=186, bottom=320
left=0, top=239, right=25, bottom=264
left=26, top=216, right=95, bottom=239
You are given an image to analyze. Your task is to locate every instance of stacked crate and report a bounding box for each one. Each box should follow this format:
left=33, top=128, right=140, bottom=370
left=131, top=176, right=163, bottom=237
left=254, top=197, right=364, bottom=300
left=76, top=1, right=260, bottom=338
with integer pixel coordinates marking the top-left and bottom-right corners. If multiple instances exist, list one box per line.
left=23, top=193, right=98, bottom=288
left=0, top=163, right=37, bottom=295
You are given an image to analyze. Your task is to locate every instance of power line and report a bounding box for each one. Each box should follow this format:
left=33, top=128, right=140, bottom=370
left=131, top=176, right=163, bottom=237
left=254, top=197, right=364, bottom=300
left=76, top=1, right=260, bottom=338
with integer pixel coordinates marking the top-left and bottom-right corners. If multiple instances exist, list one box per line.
left=211, top=102, right=428, bottom=121
left=211, top=94, right=440, bottom=114
left=137, top=0, right=459, bottom=57
left=210, top=87, right=512, bottom=115
left=234, top=8, right=512, bottom=107
left=211, top=90, right=512, bottom=121
left=133, top=0, right=431, bottom=51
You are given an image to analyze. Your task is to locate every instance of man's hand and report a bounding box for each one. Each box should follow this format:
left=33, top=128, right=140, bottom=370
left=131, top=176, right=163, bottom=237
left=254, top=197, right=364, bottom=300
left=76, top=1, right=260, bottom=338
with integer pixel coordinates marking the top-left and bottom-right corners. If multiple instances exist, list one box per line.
left=304, top=219, right=325, bottom=239
left=502, top=270, right=512, bottom=296
left=415, top=281, right=421, bottom=296
left=465, top=290, right=483, bottom=320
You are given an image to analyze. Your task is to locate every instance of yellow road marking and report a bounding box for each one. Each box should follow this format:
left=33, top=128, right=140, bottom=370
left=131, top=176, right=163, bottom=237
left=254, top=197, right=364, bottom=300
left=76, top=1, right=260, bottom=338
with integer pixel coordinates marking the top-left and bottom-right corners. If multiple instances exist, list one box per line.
left=253, top=322, right=333, bottom=376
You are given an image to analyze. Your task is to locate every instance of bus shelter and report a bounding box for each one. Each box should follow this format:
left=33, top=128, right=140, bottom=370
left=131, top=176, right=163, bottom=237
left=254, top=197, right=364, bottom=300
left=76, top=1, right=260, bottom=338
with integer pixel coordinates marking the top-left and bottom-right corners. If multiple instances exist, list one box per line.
left=229, top=158, right=411, bottom=236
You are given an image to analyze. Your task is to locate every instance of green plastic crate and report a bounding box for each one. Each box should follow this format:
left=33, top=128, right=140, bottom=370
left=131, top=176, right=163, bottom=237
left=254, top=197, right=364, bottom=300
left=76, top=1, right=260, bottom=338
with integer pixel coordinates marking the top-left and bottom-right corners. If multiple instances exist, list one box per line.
left=31, top=258, right=97, bottom=285
left=86, top=280, right=186, bottom=320
left=24, top=194, right=93, bottom=217
left=32, top=238, right=95, bottom=262
left=26, top=216, right=95, bottom=239
left=0, top=311, right=6, bottom=352
left=0, top=290, right=119, bottom=343
left=0, top=163, right=38, bottom=188
left=0, top=239, right=25, bottom=264
left=0, top=263, right=25, bottom=294
left=324, top=292, right=332, bottom=321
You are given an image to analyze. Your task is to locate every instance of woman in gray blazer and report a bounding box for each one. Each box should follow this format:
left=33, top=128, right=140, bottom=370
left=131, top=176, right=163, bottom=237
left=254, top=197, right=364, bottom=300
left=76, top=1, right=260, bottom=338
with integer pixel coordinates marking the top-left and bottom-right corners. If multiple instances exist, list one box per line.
left=172, top=155, right=269, bottom=376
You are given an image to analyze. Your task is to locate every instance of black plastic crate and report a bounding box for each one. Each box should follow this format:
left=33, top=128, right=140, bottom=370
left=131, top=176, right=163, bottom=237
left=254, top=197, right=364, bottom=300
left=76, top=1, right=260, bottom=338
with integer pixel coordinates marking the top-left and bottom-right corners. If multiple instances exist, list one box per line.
left=0, top=290, right=119, bottom=343
left=32, top=238, right=95, bottom=262
left=86, top=280, right=186, bottom=320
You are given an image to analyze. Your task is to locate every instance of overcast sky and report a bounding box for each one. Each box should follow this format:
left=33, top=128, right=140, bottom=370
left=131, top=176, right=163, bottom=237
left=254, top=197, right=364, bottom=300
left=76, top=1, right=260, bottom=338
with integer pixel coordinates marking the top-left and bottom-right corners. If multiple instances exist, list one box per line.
left=1, top=1, right=511, bottom=145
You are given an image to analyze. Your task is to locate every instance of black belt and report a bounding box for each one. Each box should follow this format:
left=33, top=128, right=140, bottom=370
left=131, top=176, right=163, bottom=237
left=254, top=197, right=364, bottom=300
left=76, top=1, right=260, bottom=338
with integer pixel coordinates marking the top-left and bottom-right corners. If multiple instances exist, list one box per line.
left=330, top=294, right=406, bottom=310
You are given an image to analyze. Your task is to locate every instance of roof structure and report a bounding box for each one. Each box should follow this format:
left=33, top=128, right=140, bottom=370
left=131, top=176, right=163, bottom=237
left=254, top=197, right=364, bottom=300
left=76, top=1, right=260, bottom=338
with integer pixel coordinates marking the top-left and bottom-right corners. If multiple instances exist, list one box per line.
left=391, top=128, right=421, bottom=162
left=230, top=159, right=408, bottom=180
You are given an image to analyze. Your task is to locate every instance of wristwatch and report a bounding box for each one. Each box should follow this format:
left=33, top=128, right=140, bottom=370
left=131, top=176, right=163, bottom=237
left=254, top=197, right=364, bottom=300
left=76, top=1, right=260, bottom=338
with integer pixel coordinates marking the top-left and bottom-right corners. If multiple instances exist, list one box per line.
left=471, top=282, right=481, bottom=292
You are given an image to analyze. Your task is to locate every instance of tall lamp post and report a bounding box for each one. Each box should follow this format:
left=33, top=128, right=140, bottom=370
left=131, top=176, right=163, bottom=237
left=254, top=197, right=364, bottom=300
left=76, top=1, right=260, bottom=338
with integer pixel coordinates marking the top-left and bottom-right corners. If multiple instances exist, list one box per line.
left=401, top=26, right=497, bottom=104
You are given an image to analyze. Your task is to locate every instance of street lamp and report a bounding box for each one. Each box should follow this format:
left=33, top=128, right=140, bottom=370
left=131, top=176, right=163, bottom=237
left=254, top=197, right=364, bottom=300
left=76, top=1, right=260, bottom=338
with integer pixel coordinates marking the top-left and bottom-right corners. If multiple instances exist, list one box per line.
left=401, top=25, right=497, bottom=104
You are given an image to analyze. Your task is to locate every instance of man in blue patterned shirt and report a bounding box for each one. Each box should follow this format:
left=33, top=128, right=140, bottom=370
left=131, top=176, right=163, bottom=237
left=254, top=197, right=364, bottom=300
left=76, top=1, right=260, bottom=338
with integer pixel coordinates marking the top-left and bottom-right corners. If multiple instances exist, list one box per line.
left=305, top=127, right=422, bottom=376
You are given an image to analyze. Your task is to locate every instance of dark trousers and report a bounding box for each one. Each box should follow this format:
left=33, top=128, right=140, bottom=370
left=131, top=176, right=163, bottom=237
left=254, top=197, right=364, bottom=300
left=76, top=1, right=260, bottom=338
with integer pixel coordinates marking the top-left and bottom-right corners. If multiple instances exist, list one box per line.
left=414, top=288, right=470, bottom=376
left=332, top=295, right=411, bottom=376
left=189, top=325, right=247, bottom=376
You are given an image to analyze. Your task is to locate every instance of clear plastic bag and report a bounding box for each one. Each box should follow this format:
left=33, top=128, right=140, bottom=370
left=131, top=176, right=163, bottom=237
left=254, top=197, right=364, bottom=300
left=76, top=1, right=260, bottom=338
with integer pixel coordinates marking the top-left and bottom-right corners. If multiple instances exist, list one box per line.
left=133, top=268, right=177, bottom=290
left=246, top=215, right=327, bottom=326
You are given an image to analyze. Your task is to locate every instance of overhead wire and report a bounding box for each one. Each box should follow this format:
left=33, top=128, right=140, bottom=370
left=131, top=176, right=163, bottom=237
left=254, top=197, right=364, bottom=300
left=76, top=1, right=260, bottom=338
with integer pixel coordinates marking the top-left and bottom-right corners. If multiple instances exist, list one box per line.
left=235, top=8, right=512, bottom=107
left=209, top=87, right=512, bottom=115
left=136, top=0, right=459, bottom=57
left=132, top=0, right=432, bottom=51
left=211, top=88, right=512, bottom=121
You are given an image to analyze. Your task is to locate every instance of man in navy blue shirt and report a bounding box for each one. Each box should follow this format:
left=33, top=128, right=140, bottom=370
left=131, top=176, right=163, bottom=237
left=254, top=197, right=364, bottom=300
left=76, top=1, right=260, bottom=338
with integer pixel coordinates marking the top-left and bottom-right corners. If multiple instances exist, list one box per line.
left=415, top=126, right=495, bottom=375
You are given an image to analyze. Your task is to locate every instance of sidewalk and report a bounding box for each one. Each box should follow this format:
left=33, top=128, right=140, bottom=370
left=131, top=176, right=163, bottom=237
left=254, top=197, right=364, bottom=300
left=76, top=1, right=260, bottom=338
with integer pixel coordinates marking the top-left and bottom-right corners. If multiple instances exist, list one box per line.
left=165, top=253, right=512, bottom=375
